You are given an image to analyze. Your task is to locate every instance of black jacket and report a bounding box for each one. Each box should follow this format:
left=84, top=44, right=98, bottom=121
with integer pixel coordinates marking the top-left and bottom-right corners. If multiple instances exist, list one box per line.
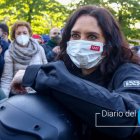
left=22, top=61, right=140, bottom=140
left=42, top=40, right=57, bottom=62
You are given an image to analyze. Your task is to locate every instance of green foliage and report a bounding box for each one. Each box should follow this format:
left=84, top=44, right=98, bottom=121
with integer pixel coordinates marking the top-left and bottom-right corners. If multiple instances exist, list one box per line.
left=69, top=0, right=140, bottom=42
left=0, top=0, right=70, bottom=35
left=104, top=0, right=140, bottom=40
left=0, top=0, right=139, bottom=43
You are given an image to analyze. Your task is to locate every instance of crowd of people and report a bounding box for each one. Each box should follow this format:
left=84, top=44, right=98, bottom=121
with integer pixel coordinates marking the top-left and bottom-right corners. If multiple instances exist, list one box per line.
left=0, top=21, right=62, bottom=98
left=0, top=5, right=140, bottom=140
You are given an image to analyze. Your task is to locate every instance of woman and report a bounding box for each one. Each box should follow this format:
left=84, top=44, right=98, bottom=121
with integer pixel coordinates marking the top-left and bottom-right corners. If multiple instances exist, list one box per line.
left=0, top=21, right=47, bottom=97
left=12, top=6, right=140, bottom=139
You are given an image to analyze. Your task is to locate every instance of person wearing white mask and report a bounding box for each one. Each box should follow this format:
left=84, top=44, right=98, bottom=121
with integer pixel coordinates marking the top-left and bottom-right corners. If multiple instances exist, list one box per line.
left=10, top=6, right=140, bottom=140
left=0, top=21, right=48, bottom=97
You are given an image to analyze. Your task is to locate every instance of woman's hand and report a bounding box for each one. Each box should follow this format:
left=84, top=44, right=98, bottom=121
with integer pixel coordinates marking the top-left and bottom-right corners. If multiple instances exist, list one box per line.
left=10, top=70, right=26, bottom=94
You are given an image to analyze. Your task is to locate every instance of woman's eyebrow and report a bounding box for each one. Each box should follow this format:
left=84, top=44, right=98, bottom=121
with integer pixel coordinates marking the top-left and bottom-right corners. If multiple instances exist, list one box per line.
left=86, top=32, right=100, bottom=36
left=71, top=31, right=80, bottom=34
left=71, top=31, right=100, bottom=36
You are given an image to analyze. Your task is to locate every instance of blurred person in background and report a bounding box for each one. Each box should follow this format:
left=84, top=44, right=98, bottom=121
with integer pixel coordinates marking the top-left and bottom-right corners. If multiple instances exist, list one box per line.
left=0, top=23, right=11, bottom=100
left=32, top=34, right=44, bottom=45
left=0, top=23, right=11, bottom=44
left=0, top=23, right=11, bottom=78
left=0, top=21, right=47, bottom=98
left=42, top=27, right=61, bottom=62
left=41, top=34, right=50, bottom=44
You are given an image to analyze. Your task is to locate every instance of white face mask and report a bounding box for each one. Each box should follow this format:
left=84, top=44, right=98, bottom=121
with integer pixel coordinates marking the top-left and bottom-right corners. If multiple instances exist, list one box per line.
left=66, top=40, right=104, bottom=69
left=16, top=35, right=30, bottom=46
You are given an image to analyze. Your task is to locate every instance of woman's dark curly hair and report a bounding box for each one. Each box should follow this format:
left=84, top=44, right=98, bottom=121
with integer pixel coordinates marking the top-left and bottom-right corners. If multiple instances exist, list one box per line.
left=58, top=5, right=139, bottom=81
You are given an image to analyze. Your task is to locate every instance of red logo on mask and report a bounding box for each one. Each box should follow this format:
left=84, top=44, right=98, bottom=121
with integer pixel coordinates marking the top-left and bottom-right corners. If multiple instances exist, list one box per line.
left=90, top=45, right=100, bottom=51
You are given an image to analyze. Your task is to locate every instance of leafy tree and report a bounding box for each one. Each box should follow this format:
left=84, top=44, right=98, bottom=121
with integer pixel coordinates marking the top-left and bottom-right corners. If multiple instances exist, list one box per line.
left=0, top=0, right=139, bottom=43
left=0, top=0, right=69, bottom=35
left=69, top=0, right=140, bottom=41
left=103, top=0, right=140, bottom=39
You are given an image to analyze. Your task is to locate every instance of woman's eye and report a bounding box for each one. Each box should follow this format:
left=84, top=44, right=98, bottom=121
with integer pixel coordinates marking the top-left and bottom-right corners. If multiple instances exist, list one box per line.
left=88, top=35, right=97, bottom=40
left=71, top=34, right=80, bottom=40
left=16, top=32, right=21, bottom=35
left=23, top=32, right=27, bottom=35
